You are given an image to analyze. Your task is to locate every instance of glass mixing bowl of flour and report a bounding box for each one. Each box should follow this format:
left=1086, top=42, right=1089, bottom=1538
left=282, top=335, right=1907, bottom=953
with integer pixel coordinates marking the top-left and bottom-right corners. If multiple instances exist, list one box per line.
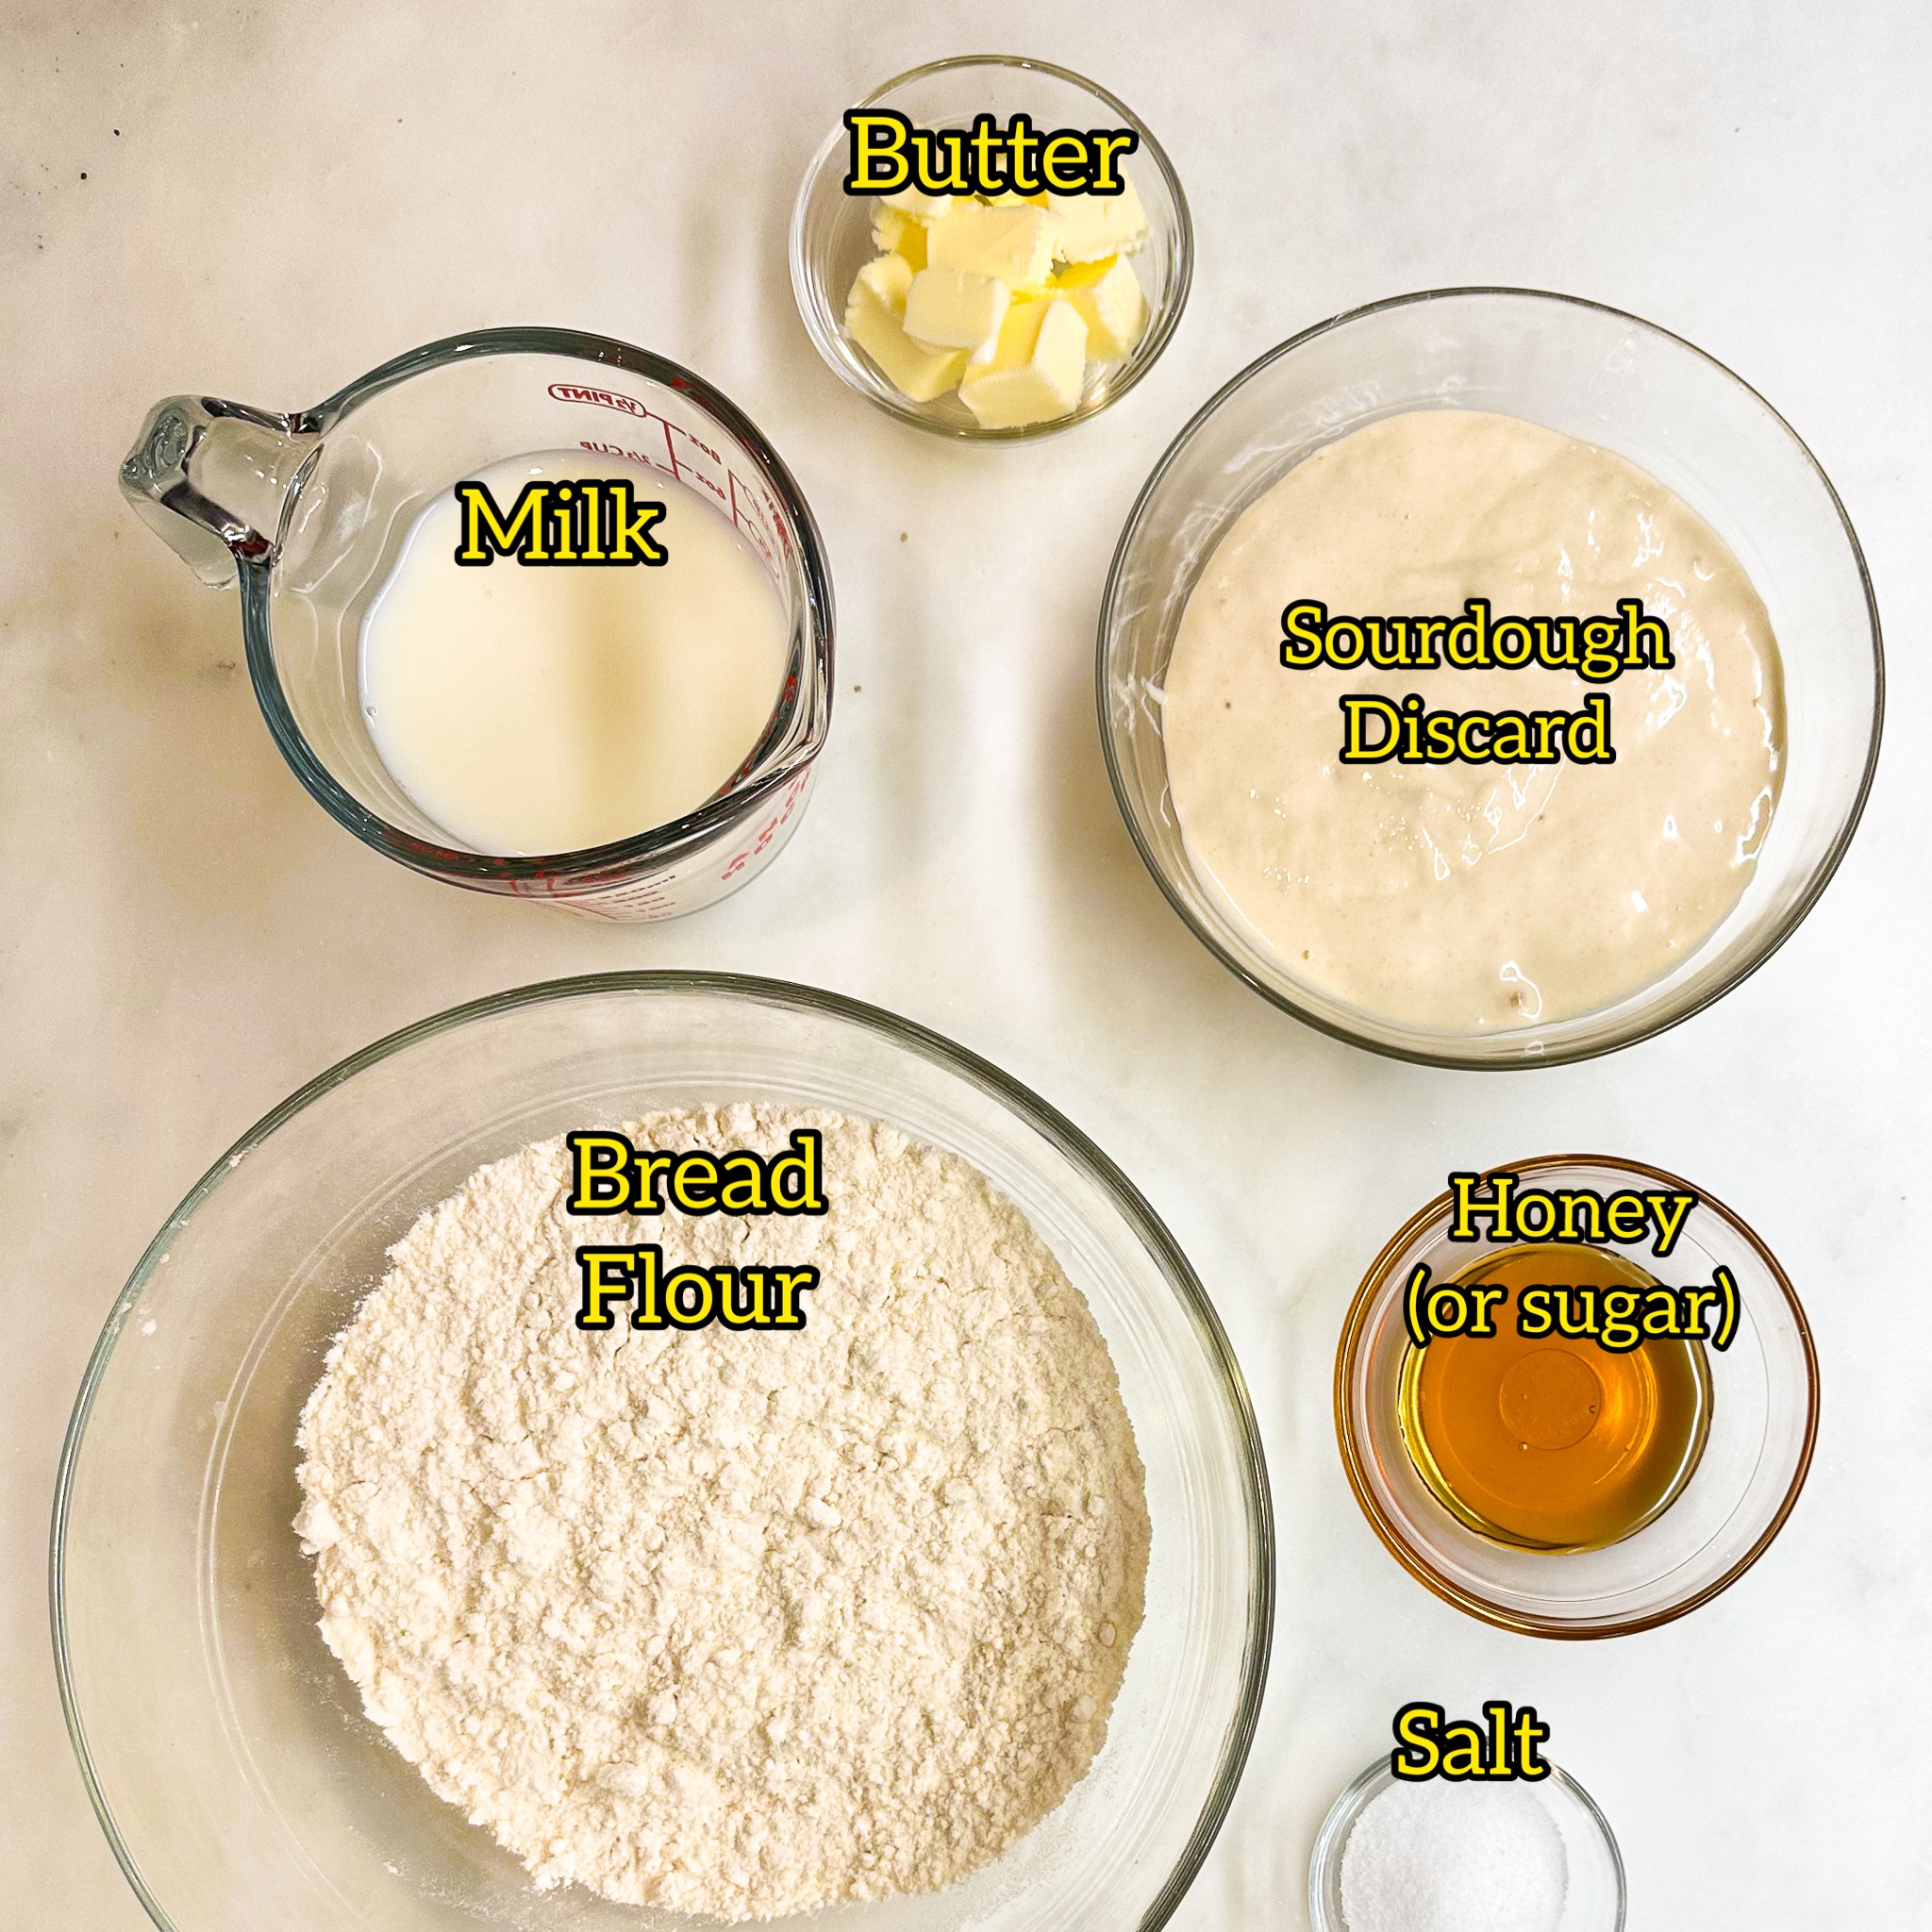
left=53, top=974, right=1272, bottom=1932
left=1098, top=288, right=1882, bottom=1068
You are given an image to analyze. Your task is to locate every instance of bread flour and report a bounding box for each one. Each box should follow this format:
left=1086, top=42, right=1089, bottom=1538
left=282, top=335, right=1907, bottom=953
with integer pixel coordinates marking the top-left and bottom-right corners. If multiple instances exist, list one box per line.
left=294, top=1106, right=1149, bottom=1920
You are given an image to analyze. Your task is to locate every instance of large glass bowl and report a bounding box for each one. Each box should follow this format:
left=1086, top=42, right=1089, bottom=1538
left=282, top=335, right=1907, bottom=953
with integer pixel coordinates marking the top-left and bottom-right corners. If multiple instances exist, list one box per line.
left=52, top=974, right=1272, bottom=1932
left=791, top=57, right=1191, bottom=441
left=1098, top=288, right=1883, bottom=1067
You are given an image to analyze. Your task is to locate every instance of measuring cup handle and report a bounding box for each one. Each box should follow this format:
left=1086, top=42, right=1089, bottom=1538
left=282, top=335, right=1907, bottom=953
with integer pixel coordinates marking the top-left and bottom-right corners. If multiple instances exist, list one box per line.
left=119, top=394, right=316, bottom=589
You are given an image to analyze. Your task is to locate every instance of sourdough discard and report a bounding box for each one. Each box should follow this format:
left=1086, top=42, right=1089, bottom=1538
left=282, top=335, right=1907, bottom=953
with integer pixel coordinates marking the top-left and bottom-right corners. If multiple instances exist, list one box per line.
left=294, top=1107, right=1148, bottom=1921
left=1162, top=409, right=1784, bottom=1031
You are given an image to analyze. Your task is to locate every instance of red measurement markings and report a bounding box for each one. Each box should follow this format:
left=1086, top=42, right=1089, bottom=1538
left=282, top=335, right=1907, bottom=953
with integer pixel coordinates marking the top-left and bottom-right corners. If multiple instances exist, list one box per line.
left=549, top=382, right=649, bottom=417
left=553, top=383, right=791, bottom=575
left=726, top=468, right=790, bottom=573
left=719, top=773, right=808, bottom=880
left=554, top=382, right=724, bottom=502
left=580, top=439, right=675, bottom=486
left=660, top=416, right=729, bottom=511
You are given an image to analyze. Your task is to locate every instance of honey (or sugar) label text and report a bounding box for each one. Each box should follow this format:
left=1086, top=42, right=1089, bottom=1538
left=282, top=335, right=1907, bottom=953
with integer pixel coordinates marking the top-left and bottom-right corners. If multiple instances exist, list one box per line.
left=1402, top=1260, right=1739, bottom=1354
left=1402, top=1167, right=1740, bottom=1353
left=1445, top=1170, right=1696, bottom=1254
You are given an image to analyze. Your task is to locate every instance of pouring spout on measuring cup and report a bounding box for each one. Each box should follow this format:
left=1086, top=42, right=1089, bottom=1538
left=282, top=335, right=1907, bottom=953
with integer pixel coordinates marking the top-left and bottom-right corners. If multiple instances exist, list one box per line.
left=120, top=394, right=319, bottom=589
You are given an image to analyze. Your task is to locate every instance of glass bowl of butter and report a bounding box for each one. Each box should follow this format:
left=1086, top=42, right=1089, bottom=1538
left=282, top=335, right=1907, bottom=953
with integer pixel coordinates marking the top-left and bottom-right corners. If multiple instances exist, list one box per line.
left=1098, top=288, right=1883, bottom=1067
left=791, top=56, right=1191, bottom=439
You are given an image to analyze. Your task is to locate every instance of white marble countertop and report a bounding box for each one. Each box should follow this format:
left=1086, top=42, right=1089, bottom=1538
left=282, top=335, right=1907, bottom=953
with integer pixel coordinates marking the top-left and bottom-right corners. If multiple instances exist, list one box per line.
left=4, top=3, right=1928, bottom=1924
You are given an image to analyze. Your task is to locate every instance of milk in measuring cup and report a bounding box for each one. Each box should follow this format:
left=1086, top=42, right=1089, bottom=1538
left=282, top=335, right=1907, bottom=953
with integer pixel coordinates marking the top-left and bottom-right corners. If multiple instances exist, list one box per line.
left=360, top=450, right=789, bottom=856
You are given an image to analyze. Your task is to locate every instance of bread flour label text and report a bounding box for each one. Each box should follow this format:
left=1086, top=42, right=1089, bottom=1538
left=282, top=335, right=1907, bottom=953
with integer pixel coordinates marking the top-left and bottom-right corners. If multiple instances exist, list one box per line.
left=565, top=1130, right=827, bottom=1334
left=575, top=1246, right=818, bottom=1331
left=566, top=1129, right=829, bottom=1217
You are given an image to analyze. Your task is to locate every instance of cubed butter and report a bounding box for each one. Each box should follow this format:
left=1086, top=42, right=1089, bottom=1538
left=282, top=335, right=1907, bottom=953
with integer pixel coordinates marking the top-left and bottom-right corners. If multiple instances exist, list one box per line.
left=855, top=249, right=912, bottom=305
left=926, top=202, right=1058, bottom=291
left=958, top=296, right=1089, bottom=428
left=871, top=205, right=928, bottom=270
left=844, top=254, right=969, bottom=403
left=1051, top=255, right=1147, bottom=359
left=1046, top=176, right=1149, bottom=262
left=904, top=267, right=1011, bottom=364
left=880, top=186, right=956, bottom=224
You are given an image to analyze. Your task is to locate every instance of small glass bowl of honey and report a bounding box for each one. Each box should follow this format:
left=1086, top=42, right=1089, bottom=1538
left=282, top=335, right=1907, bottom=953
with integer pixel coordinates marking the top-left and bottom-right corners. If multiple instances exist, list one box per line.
left=1335, top=1156, right=1818, bottom=1637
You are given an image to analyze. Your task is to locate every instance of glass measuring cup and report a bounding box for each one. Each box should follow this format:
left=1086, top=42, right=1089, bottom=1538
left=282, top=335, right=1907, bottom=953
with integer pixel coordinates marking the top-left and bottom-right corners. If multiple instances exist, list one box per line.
left=121, top=329, right=835, bottom=919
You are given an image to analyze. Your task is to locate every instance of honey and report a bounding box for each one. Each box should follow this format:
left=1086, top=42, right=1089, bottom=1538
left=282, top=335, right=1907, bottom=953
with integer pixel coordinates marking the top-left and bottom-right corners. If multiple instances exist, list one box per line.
left=1397, top=1243, right=1711, bottom=1550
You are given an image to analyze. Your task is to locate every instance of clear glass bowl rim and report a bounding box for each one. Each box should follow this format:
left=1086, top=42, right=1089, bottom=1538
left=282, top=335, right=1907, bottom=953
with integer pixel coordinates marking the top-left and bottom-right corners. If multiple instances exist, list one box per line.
left=787, top=53, right=1195, bottom=441
left=1095, top=283, right=1885, bottom=1070
left=1332, top=1151, right=1820, bottom=1639
left=50, top=969, right=1275, bottom=1932
left=1307, top=1754, right=1628, bottom=1932
left=243, top=327, right=837, bottom=883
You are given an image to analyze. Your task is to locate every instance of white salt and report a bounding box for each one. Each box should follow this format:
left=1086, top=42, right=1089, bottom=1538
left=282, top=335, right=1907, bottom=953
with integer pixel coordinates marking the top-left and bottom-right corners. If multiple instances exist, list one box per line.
left=1340, top=1778, right=1568, bottom=1932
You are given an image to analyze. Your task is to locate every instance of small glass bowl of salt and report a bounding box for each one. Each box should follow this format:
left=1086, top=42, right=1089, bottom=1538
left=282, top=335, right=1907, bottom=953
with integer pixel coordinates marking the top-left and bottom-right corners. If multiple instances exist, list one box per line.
left=1309, top=1757, right=1625, bottom=1932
